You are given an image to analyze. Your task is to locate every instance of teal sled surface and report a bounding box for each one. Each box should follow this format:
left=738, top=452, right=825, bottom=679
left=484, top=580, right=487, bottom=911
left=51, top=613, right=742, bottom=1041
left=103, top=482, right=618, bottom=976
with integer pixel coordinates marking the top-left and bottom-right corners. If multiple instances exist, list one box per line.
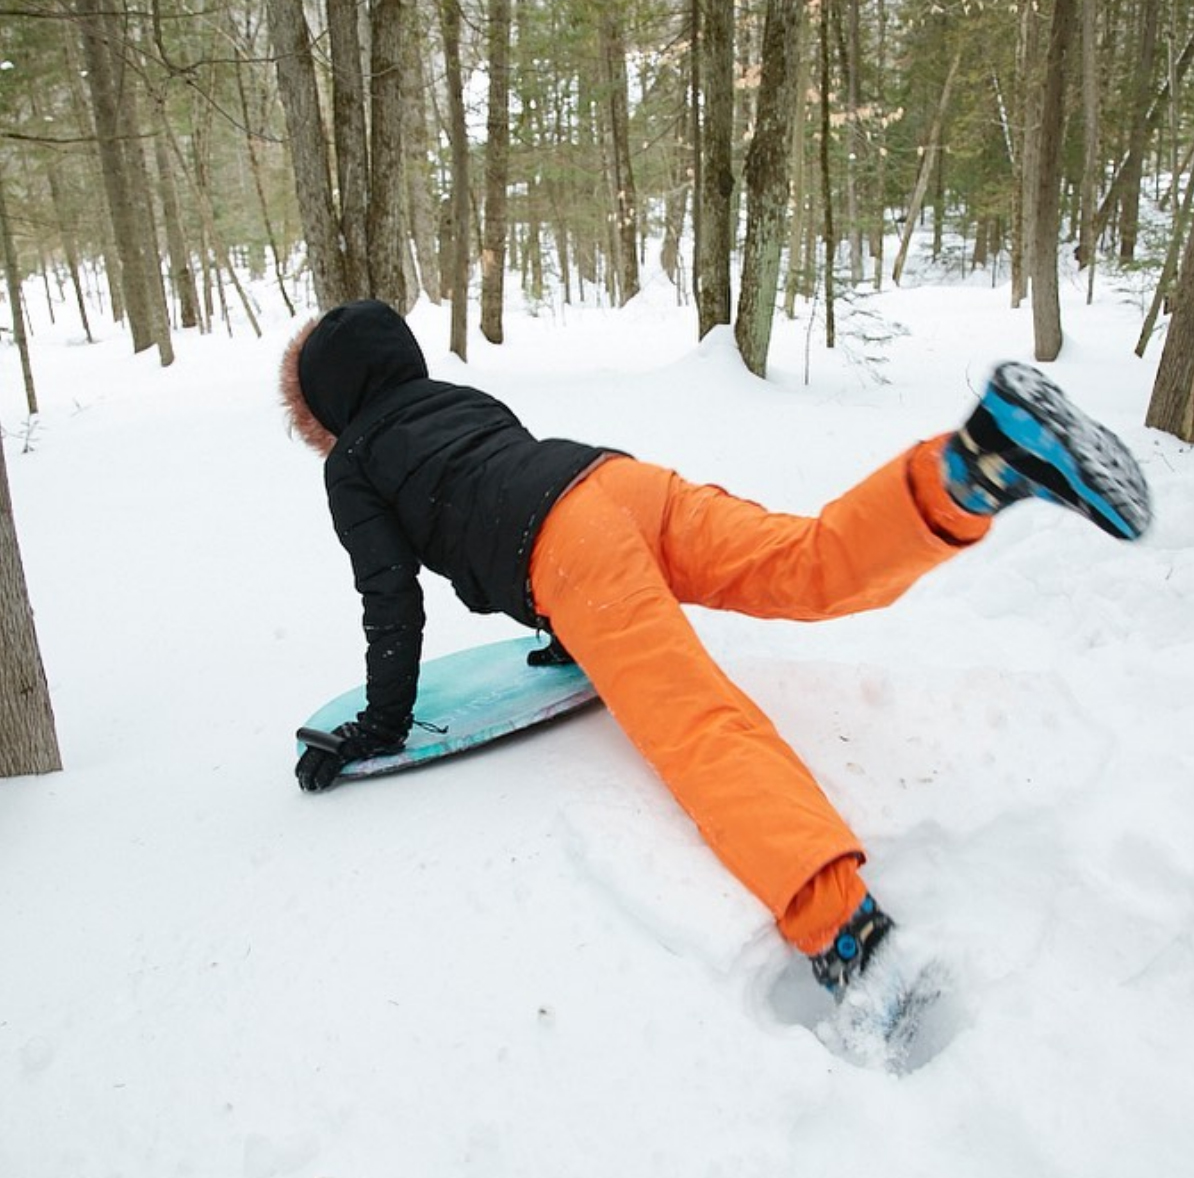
left=298, top=636, right=600, bottom=779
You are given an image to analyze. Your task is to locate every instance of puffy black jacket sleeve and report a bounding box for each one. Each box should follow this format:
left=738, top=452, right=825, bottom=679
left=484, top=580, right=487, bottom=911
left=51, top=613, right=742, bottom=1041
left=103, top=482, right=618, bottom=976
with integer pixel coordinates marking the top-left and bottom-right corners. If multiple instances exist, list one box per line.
left=327, top=468, right=424, bottom=742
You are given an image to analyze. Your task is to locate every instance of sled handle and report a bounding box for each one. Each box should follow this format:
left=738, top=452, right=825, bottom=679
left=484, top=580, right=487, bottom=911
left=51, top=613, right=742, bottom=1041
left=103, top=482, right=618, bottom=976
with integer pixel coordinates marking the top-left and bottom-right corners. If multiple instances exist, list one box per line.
left=296, top=726, right=345, bottom=755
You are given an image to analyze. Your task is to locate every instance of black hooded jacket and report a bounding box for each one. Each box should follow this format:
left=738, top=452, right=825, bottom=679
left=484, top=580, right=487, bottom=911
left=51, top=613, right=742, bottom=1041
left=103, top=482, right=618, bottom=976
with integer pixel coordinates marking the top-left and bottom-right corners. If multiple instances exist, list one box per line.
left=297, top=300, right=611, bottom=738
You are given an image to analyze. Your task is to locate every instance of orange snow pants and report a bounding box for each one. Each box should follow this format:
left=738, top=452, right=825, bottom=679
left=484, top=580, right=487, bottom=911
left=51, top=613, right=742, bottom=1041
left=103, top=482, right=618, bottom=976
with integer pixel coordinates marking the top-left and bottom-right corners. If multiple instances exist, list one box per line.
left=528, top=440, right=989, bottom=954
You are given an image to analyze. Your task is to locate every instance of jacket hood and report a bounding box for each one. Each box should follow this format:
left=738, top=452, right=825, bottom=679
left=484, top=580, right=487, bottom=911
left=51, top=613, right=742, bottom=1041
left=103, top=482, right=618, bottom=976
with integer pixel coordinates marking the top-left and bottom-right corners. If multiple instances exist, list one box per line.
left=279, top=299, right=429, bottom=454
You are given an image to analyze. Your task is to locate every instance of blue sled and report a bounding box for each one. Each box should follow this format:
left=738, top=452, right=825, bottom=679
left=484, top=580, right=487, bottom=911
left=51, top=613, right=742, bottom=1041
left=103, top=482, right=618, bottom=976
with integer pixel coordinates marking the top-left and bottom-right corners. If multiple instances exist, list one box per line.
left=297, top=636, right=599, bottom=779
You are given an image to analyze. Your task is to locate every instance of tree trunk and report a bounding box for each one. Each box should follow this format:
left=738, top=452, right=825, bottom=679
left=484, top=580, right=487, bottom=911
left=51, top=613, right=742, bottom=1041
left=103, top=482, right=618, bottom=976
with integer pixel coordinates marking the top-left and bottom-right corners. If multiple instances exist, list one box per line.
left=439, top=0, right=469, bottom=359
left=736, top=0, right=800, bottom=377
left=118, top=23, right=174, bottom=366
left=690, top=0, right=702, bottom=304
left=265, top=0, right=348, bottom=309
left=892, top=47, right=962, bottom=287
left=972, top=214, right=990, bottom=270
left=1012, top=0, right=1043, bottom=308
left=153, top=125, right=200, bottom=329
left=1118, top=0, right=1160, bottom=263
left=527, top=184, right=545, bottom=301
left=481, top=0, right=512, bottom=343
left=232, top=44, right=295, bottom=317
left=0, top=428, right=61, bottom=777
left=160, top=123, right=262, bottom=339
left=0, top=165, right=37, bottom=414
left=872, top=0, right=888, bottom=291
left=75, top=0, right=159, bottom=354
left=1077, top=0, right=1099, bottom=289
left=844, top=0, right=864, bottom=284
left=368, top=0, right=408, bottom=311
left=819, top=0, right=835, bottom=347
left=328, top=0, right=371, bottom=296
left=661, top=75, right=689, bottom=290
left=782, top=0, right=813, bottom=314
left=597, top=92, right=619, bottom=306
left=600, top=10, right=640, bottom=306
left=1145, top=199, right=1194, bottom=440
left=1093, top=31, right=1194, bottom=246
left=45, top=158, right=93, bottom=342
left=396, top=0, right=440, bottom=305
left=59, top=18, right=123, bottom=324
left=1031, top=0, right=1077, bottom=363
left=932, top=147, right=946, bottom=260
left=1136, top=170, right=1194, bottom=357
left=696, top=0, right=734, bottom=338
left=28, top=77, right=95, bottom=341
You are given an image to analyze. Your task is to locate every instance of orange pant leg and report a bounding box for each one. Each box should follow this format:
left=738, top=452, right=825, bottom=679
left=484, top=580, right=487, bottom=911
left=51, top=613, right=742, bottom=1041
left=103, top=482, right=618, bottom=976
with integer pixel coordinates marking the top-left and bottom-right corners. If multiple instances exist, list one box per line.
left=660, top=439, right=988, bottom=618
left=529, top=447, right=986, bottom=953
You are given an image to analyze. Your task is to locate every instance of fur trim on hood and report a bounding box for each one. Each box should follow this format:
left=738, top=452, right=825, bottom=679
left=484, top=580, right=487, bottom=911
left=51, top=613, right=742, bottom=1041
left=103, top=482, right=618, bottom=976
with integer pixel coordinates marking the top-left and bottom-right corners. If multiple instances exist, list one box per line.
left=279, top=316, right=335, bottom=456
left=279, top=301, right=430, bottom=456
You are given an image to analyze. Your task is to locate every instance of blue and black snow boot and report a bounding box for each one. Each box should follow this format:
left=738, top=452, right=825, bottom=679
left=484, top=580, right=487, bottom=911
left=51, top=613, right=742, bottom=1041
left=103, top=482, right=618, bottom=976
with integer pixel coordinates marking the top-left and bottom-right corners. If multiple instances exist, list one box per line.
left=809, top=894, right=895, bottom=999
left=943, top=362, right=1152, bottom=540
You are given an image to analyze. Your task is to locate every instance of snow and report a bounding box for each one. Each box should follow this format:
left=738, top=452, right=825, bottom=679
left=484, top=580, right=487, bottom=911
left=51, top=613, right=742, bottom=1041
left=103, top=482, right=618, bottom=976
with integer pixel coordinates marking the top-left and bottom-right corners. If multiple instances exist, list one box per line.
left=2, top=252, right=1192, bottom=1177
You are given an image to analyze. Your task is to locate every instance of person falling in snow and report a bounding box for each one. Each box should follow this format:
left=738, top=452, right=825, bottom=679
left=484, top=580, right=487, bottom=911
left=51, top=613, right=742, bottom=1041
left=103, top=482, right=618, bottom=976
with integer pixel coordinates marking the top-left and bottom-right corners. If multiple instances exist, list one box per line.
left=280, top=298, right=1151, bottom=1011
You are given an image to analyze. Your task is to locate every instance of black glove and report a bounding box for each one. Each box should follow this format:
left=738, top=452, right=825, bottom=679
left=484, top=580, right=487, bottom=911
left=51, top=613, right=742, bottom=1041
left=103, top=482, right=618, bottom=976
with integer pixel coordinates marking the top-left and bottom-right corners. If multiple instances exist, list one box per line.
left=527, top=634, right=575, bottom=667
left=295, top=720, right=405, bottom=792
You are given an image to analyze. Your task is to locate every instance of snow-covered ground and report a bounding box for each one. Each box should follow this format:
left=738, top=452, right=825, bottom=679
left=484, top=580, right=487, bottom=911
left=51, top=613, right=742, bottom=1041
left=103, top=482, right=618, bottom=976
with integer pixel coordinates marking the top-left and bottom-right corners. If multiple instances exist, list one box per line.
left=2, top=250, right=1192, bottom=1177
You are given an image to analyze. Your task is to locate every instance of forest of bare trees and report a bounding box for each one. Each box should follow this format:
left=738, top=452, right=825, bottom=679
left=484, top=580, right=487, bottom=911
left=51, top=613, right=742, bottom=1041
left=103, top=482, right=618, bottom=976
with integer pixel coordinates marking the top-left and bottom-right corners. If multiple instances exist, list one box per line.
left=2, top=1, right=1194, bottom=771
left=0, top=1, right=1189, bottom=385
